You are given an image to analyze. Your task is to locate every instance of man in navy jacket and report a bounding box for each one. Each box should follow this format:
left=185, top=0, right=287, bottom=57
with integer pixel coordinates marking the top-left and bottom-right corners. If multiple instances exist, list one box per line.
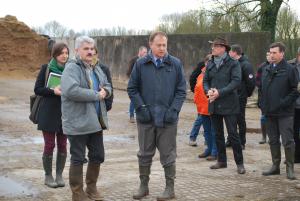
left=261, top=42, right=299, bottom=180
left=128, top=31, right=186, bottom=200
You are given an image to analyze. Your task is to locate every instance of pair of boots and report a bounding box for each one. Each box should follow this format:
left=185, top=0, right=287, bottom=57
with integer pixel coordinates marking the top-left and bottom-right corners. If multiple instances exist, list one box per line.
left=69, top=163, right=103, bottom=201
left=42, top=153, right=66, bottom=188
left=262, top=145, right=296, bottom=180
left=133, top=164, right=175, bottom=200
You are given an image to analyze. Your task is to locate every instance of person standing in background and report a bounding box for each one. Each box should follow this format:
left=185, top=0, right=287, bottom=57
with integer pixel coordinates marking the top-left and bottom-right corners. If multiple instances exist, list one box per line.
left=256, top=51, right=273, bottom=144
left=227, top=44, right=255, bottom=150
left=92, top=46, right=114, bottom=112
left=187, top=60, right=206, bottom=147
left=127, top=46, right=148, bottom=123
left=288, top=47, right=300, bottom=163
left=261, top=42, right=299, bottom=180
left=34, top=42, right=69, bottom=188
left=194, top=54, right=218, bottom=161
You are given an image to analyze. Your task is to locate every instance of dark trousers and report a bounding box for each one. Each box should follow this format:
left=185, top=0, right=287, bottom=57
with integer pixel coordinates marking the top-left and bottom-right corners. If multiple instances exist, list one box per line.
left=294, top=109, right=300, bottom=162
left=211, top=114, right=243, bottom=165
left=266, top=116, right=295, bottom=149
left=67, top=131, right=104, bottom=166
left=137, top=122, right=177, bottom=167
left=237, top=98, right=247, bottom=146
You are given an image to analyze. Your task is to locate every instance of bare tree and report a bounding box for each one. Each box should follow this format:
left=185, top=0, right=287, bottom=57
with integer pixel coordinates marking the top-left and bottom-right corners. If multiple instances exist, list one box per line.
left=88, top=29, right=104, bottom=37
left=211, top=0, right=287, bottom=41
left=276, top=6, right=300, bottom=58
left=43, top=20, right=67, bottom=39
left=32, top=26, right=45, bottom=35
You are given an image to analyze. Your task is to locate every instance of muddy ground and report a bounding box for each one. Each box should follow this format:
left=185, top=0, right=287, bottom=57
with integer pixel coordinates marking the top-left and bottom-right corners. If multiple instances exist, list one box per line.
left=0, top=78, right=300, bottom=201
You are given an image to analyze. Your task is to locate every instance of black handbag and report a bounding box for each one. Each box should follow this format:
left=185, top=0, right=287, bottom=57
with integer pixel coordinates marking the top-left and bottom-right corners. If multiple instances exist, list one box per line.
left=29, top=67, right=49, bottom=124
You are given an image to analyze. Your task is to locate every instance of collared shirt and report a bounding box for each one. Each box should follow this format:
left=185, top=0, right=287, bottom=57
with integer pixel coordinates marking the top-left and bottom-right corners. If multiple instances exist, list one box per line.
left=152, top=54, right=162, bottom=68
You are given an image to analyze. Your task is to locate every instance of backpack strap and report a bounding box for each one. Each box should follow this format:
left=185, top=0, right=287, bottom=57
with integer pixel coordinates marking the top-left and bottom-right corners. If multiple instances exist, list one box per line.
left=44, top=65, right=50, bottom=87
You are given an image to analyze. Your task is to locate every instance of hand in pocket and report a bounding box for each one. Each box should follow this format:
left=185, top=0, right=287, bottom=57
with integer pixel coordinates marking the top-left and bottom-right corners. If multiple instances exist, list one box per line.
left=164, top=108, right=178, bottom=123
left=136, top=106, right=151, bottom=123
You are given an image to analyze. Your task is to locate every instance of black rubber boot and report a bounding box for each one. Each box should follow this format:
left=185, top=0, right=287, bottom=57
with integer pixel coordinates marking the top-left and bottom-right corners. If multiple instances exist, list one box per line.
left=262, top=145, right=281, bottom=176
left=285, top=147, right=296, bottom=180
left=157, top=164, right=175, bottom=201
left=42, top=155, right=58, bottom=188
left=55, top=152, right=66, bottom=187
left=133, top=166, right=150, bottom=200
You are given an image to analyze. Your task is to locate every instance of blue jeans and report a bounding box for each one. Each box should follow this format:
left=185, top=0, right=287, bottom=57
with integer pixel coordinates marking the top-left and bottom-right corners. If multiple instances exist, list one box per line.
left=129, top=101, right=135, bottom=117
left=189, top=114, right=203, bottom=141
left=202, top=115, right=217, bottom=156
left=261, top=114, right=266, bottom=124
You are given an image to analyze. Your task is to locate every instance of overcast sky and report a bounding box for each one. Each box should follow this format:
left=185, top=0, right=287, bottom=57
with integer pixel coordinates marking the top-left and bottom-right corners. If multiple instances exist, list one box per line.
left=0, top=0, right=299, bottom=32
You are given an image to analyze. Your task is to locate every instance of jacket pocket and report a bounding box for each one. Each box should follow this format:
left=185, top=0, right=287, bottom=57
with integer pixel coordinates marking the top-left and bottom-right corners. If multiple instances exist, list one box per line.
left=136, top=107, right=152, bottom=123
left=164, top=108, right=178, bottom=123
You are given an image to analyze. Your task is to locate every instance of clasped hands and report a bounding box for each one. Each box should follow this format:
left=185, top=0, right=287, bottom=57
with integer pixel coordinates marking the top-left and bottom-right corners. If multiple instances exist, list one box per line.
left=99, top=88, right=107, bottom=100
left=207, top=88, right=219, bottom=103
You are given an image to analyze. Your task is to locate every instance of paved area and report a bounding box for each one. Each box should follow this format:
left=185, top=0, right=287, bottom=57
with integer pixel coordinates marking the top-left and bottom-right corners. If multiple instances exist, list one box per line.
left=0, top=79, right=300, bottom=201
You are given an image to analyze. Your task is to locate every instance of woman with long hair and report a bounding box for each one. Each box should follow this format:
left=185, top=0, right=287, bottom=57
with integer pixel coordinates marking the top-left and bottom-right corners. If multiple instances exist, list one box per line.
left=34, top=42, right=69, bottom=188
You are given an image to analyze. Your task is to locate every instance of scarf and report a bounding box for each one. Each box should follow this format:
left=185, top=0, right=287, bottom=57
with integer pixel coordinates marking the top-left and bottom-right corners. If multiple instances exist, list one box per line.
left=48, top=58, right=64, bottom=74
left=214, top=52, right=227, bottom=69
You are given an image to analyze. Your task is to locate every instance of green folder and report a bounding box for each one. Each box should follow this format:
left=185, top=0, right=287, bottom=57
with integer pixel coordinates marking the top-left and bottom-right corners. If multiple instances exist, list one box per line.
left=47, top=72, right=61, bottom=89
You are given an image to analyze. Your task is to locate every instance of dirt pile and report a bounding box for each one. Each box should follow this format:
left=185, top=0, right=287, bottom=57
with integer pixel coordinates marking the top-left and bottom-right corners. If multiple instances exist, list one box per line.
left=0, top=15, right=49, bottom=78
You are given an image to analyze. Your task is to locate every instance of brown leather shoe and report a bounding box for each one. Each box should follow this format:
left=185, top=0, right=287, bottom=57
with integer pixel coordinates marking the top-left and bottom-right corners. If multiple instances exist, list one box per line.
left=210, top=162, right=227, bottom=169
left=206, top=155, right=217, bottom=161
left=198, top=152, right=208, bottom=158
left=237, top=164, right=246, bottom=174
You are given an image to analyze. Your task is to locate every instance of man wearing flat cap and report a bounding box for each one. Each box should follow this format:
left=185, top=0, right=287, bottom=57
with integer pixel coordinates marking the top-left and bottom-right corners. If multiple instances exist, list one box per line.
left=203, top=37, right=245, bottom=174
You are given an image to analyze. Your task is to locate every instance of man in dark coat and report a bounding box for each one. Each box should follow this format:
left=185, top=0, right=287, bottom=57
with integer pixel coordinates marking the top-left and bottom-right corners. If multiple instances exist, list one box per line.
left=128, top=31, right=186, bottom=200
left=203, top=37, right=245, bottom=174
left=256, top=52, right=272, bottom=144
left=227, top=44, right=255, bottom=149
left=127, top=46, right=147, bottom=123
left=261, top=42, right=299, bottom=180
left=288, top=47, right=300, bottom=164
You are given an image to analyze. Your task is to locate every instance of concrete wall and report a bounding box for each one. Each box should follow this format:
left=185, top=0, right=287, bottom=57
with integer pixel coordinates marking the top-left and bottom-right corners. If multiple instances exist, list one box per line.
left=95, top=32, right=271, bottom=81
left=58, top=32, right=271, bottom=82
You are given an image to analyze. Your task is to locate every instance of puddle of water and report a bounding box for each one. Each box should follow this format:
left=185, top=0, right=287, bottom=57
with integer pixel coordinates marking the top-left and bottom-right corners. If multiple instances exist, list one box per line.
left=0, top=176, right=34, bottom=197
left=0, top=136, right=43, bottom=146
left=0, top=135, right=135, bottom=147
left=30, top=135, right=135, bottom=144
left=104, top=135, right=135, bottom=143
left=31, top=136, right=44, bottom=144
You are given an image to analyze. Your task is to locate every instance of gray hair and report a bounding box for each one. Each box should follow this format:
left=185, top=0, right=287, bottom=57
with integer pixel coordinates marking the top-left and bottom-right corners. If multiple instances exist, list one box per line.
left=75, top=36, right=95, bottom=49
left=138, top=46, right=147, bottom=52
